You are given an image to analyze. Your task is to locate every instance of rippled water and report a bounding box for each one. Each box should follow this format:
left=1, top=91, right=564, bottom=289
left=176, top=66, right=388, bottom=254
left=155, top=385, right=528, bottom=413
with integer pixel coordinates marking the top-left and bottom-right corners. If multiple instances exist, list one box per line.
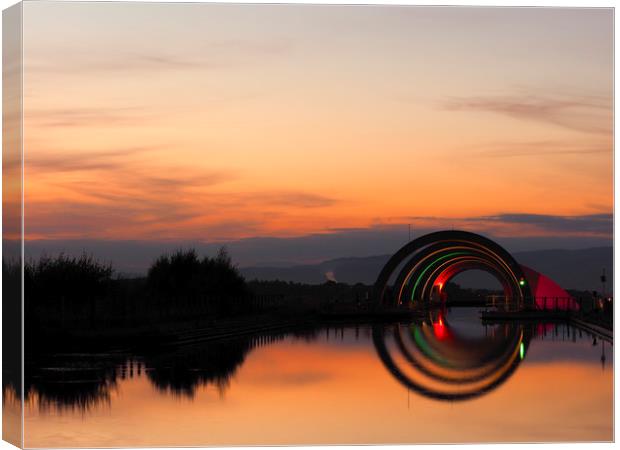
left=8, top=307, right=614, bottom=447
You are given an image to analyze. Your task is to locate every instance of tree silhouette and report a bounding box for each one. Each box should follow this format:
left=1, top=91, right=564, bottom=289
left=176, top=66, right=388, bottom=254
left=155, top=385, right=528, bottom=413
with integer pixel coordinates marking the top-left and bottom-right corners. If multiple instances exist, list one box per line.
left=147, top=247, right=249, bottom=315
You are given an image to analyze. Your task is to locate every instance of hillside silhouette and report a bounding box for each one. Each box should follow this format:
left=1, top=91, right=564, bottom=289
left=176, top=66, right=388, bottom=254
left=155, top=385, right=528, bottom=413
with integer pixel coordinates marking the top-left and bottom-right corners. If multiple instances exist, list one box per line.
left=239, top=247, right=613, bottom=291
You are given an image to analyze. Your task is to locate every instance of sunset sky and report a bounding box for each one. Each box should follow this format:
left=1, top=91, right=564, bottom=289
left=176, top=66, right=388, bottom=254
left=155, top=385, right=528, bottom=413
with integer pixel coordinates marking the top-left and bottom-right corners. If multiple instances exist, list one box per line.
left=20, top=3, right=612, bottom=264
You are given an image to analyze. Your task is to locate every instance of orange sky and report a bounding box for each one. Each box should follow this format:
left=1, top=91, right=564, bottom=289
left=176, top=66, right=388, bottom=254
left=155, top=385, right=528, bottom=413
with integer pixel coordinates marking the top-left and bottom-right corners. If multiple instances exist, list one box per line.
left=20, top=4, right=613, bottom=242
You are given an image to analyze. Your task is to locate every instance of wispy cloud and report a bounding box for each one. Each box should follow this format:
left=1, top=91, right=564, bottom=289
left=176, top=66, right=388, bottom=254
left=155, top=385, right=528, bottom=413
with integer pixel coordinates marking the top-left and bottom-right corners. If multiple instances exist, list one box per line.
left=403, top=213, right=613, bottom=237
left=26, top=143, right=339, bottom=240
left=474, top=213, right=612, bottom=235
left=26, top=38, right=295, bottom=76
left=442, top=91, right=612, bottom=135
left=25, top=53, right=214, bottom=75
left=26, top=146, right=160, bottom=172
left=26, top=186, right=335, bottom=240
left=474, top=139, right=612, bottom=158
left=25, top=106, right=154, bottom=128
left=240, top=191, right=338, bottom=208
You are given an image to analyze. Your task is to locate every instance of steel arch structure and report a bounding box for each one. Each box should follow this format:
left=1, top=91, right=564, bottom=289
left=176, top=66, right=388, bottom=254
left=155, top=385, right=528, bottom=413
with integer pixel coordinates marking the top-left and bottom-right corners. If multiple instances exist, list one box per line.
left=374, top=230, right=532, bottom=307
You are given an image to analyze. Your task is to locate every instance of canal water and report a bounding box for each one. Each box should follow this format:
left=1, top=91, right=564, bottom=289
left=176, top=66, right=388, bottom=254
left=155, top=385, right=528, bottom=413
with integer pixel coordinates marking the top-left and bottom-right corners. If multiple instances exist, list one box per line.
left=8, top=307, right=614, bottom=446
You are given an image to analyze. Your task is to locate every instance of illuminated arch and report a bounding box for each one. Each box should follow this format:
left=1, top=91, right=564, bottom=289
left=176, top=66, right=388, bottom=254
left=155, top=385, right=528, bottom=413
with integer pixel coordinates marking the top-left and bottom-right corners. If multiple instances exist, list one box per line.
left=374, top=230, right=531, bottom=307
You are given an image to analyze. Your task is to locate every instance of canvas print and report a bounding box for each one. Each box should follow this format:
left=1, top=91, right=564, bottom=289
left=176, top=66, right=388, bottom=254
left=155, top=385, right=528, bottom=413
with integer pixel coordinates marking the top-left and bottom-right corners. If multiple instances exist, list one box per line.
left=2, top=2, right=614, bottom=447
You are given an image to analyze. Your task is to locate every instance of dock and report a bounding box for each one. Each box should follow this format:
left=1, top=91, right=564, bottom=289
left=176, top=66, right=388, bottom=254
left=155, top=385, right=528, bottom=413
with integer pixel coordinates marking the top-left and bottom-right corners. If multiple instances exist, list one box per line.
left=480, top=309, right=612, bottom=343
left=480, top=309, right=572, bottom=321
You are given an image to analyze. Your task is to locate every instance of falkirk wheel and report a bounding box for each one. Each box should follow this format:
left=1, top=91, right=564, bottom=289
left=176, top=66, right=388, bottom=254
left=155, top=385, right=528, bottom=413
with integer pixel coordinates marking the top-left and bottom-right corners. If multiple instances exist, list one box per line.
left=373, top=230, right=576, bottom=310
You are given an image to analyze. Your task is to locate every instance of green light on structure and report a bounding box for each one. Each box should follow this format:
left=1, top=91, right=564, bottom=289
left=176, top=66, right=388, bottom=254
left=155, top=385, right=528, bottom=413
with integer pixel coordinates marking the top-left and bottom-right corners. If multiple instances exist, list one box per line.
left=519, top=342, right=525, bottom=360
left=519, top=279, right=526, bottom=286
left=410, top=251, right=469, bottom=302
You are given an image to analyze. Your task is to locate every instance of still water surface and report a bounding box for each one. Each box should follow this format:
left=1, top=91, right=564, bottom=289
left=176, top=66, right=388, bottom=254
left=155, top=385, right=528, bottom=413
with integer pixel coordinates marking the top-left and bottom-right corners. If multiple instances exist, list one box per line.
left=15, top=308, right=614, bottom=446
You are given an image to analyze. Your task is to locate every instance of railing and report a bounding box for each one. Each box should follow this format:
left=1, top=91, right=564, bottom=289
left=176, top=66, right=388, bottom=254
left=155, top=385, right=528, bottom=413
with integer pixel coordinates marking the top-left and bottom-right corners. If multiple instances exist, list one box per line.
left=485, top=295, right=523, bottom=312
left=485, top=295, right=577, bottom=312
left=533, top=297, right=576, bottom=311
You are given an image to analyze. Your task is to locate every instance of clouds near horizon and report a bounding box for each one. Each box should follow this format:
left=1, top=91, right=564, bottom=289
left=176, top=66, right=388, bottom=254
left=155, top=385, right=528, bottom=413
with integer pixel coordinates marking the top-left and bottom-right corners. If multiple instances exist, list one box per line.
left=20, top=215, right=613, bottom=273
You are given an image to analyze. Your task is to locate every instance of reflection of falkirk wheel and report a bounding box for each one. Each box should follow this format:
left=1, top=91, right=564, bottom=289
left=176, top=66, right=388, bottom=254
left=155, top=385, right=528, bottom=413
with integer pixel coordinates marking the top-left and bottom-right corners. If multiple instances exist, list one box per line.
left=374, top=230, right=577, bottom=309
left=372, top=313, right=532, bottom=401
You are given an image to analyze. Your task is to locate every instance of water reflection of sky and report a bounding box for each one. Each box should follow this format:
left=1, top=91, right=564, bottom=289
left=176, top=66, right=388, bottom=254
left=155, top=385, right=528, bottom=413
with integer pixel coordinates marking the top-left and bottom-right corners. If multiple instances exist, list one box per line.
left=12, top=311, right=613, bottom=447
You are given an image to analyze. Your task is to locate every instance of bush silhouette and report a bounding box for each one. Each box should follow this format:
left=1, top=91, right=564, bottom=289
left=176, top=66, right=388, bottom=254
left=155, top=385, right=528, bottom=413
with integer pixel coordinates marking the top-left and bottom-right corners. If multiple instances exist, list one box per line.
left=25, top=253, right=113, bottom=304
left=147, top=247, right=248, bottom=315
left=23, top=253, right=114, bottom=337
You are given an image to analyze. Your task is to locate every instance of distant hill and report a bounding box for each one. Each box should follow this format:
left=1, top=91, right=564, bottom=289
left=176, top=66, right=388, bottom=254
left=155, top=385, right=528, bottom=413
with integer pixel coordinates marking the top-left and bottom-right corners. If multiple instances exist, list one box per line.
left=240, top=247, right=613, bottom=292
left=240, top=255, right=388, bottom=286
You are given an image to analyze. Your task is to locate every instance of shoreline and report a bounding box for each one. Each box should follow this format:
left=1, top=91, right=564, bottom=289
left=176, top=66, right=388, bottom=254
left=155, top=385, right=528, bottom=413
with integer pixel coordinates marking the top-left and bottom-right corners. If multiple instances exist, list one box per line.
left=27, top=303, right=613, bottom=359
